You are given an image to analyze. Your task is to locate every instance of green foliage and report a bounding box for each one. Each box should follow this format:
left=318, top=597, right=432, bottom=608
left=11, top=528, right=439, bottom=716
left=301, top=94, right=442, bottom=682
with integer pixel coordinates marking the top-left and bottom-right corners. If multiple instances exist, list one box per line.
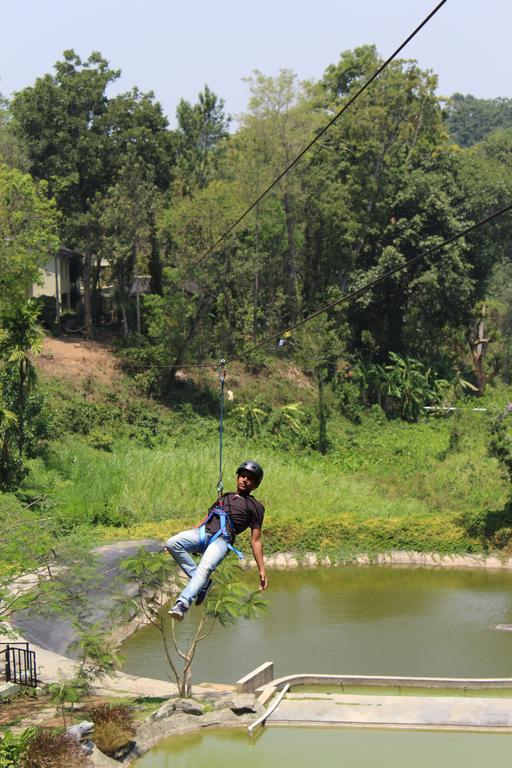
left=204, top=560, right=268, bottom=626
left=444, top=93, right=512, bottom=147
left=334, top=379, right=363, bottom=423
left=0, top=300, right=49, bottom=487
left=0, top=164, right=59, bottom=311
left=270, top=402, right=306, bottom=437
left=92, top=722, right=133, bottom=757
left=233, top=400, right=267, bottom=437
left=48, top=677, right=88, bottom=729
left=175, top=84, right=230, bottom=192
left=489, top=404, right=512, bottom=482
left=119, top=550, right=267, bottom=695
left=0, top=729, right=35, bottom=767
left=353, top=352, right=448, bottom=421
left=86, top=427, right=114, bottom=452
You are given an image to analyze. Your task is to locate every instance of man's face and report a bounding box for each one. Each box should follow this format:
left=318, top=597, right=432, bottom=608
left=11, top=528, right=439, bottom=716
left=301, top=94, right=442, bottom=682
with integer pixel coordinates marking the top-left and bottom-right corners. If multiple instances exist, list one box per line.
left=236, top=471, right=257, bottom=494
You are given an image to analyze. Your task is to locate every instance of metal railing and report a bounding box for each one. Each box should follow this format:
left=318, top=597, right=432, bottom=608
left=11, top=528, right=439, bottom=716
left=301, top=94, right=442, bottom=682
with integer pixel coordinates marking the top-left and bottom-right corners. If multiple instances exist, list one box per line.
left=0, top=642, right=38, bottom=688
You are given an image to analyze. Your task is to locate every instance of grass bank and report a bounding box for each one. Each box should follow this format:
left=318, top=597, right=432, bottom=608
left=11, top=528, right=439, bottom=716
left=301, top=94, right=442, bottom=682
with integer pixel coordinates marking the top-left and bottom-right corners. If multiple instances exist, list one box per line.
left=19, top=376, right=512, bottom=558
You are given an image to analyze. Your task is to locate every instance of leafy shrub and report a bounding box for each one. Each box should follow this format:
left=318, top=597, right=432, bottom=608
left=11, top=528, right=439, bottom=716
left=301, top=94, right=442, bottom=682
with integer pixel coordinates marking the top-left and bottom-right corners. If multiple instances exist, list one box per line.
left=335, top=380, right=363, bottom=423
left=87, top=427, right=114, bottom=452
left=233, top=400, right=268, bottom=437
left=93, top=722, right=134, bottom=756
left=489, top=404, right=512, bottom=482
left=0, top=729, right=34, bottom=767
left=58, top=399, right=119, bottom=437
left=352, top=353, right=447, bottom=422
left=91, top=500, right=135, bottom=528
left=20, top=728, right=89, bottom=768
left=117, top=345, right=163, bottom=397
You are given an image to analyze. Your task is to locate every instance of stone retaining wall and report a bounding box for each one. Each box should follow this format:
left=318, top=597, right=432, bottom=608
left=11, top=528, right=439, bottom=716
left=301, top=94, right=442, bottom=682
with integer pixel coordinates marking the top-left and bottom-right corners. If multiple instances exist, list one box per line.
left=241, top=550, right=512, bottom=570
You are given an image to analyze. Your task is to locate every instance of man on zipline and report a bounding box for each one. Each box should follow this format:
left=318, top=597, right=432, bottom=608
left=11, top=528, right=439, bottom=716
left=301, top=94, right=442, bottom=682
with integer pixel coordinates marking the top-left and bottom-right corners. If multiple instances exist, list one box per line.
left=165, top=460, right=267, bottom=621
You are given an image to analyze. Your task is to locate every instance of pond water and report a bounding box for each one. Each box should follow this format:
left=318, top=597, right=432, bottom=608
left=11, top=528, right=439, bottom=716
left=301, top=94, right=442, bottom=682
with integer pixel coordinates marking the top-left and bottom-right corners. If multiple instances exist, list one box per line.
left=121, top=565, right=512, bottom=684
left=132, top=727, right=512, bottom=768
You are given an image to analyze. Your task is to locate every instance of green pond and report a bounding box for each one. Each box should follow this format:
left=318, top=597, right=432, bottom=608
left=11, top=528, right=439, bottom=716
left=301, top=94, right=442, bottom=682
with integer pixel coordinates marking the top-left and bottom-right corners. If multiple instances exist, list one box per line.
left=124, top=566, right=512, bottom=767
left=121, top=565, right=512, bottom=684
left=132, top=727, right=512, bottom=768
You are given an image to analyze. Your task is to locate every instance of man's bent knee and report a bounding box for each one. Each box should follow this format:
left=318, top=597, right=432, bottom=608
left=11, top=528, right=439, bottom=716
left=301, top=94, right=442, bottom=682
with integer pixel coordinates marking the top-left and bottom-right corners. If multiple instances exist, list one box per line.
left=165, top=535, right=183, bottom=554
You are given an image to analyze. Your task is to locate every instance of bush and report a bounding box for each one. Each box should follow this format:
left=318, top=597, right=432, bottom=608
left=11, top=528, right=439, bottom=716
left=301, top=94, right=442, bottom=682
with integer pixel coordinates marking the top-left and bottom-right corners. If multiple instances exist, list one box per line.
left=90, top=704, right=135, bottom=756
left=92, top=722, right=134, bottom=757
left=20, top=728, right=89, bottom=768
left=335, top=381, right=363, bottom=423
left=91, top=500, right=135, bottom=528
left=0, top=729, right=34, bottom=768
left=87, top=427, right=114, bottom=452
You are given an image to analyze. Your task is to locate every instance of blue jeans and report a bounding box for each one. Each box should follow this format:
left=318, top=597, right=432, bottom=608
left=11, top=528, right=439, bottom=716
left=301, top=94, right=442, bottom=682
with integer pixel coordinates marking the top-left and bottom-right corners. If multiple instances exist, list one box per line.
left=165, top=528, right=228, bottom=607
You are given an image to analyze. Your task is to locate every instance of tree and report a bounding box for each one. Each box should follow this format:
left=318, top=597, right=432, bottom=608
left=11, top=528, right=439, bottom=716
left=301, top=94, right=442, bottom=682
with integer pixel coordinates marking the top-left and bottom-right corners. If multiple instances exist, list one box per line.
left=0, top=97, right=30, bottom=171
left=49, top=625, right=121, bottom=728
left=455, top=129, right=512, bottom=386
left=293, top=312, right=345, bottom=453
left=119, top=549, right=267, bottom=697
left=97, top=153, right=162, bottom=340
left=157, top=178, right=244, bottom=365
left=0, top=164, right=59, bottom=310
left=298, top=45, right=505, bottom=375
left=0, top=301, right=49, bottom=486
left=175, top=85, right=230, bottom=193
left=240, top=70, right=318, bottom=325
left=443, top=93, right=512, bottom=148
left=11, top=51, right=175, bottom=337
left=0, top=495, right=100, bottom=634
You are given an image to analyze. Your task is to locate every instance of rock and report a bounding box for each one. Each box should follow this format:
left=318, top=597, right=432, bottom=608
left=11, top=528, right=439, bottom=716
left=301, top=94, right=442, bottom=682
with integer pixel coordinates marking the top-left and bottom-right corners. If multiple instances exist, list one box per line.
left=152, top=697, right=205, bottom=720
left=215, top=694, right=262, bottom=715
left=151, top=699, right=176, bottom=720
left=174, top=698, right=205, bottom=715
left=90, top=746, right=119, bottom=767
left=201, top=708, right=237, bottom=726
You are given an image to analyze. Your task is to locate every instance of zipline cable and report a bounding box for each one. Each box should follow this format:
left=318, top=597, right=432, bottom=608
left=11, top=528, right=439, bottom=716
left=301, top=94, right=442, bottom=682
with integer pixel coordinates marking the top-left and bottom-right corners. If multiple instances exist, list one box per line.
left=224, top=200, right=512, bottom=365
left=122, top=201, right=512, bottom=373
left=186, top=0, right=448, bottom=275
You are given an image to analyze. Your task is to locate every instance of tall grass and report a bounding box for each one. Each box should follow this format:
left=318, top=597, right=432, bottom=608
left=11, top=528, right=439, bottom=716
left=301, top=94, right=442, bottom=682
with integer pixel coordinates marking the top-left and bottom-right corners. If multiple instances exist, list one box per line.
left=21, top=377, right=512, bottom=554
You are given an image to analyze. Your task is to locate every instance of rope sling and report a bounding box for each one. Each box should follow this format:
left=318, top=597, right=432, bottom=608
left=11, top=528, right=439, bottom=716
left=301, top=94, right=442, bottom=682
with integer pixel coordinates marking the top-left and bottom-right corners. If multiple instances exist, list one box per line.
left=198, top=360, right=244, bottom=560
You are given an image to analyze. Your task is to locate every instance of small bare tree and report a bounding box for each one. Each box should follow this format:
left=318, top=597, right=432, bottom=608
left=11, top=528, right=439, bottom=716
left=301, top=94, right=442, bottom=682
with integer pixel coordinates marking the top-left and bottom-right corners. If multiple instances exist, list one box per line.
left=119, top=549, right=267, bottom=696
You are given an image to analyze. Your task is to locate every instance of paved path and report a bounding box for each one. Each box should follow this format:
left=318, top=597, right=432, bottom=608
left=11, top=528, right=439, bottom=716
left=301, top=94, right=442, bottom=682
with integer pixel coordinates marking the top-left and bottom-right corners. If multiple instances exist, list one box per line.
left=268, top=691, right=512, bottom=731
left=9, top=539, right=236, bottom=698
left=13, top=540, right=161, bottom=657
left=11, top=635, right=233, bottom=698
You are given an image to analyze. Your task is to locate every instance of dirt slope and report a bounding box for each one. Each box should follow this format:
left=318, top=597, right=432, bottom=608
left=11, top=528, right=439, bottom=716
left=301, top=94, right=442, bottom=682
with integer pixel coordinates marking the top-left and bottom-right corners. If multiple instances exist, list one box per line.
left=37, top=335, right=120, bottom=386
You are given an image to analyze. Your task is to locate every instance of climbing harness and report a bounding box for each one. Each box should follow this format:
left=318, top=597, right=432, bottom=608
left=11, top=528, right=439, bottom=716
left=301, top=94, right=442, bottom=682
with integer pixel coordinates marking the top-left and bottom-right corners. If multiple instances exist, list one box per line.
left=198, top=503, right=244, bottom=560
left=197, top=359, right=244, bottom=560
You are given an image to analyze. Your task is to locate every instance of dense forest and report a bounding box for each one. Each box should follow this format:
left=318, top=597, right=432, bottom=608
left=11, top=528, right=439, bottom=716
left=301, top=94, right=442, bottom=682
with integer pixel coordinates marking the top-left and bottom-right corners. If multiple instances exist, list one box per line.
left=2, top=46, right=512, bottom=381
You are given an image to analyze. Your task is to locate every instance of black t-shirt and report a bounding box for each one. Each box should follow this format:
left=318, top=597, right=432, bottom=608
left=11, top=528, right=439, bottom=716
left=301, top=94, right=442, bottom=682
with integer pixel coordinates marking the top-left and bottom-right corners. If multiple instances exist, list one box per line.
left=205, top=492, right=264, bottom=541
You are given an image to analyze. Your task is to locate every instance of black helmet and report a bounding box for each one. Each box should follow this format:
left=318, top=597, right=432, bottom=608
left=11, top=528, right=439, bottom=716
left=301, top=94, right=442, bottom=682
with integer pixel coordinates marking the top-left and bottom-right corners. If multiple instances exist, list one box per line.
left=236, top=460, right=264, bottom=487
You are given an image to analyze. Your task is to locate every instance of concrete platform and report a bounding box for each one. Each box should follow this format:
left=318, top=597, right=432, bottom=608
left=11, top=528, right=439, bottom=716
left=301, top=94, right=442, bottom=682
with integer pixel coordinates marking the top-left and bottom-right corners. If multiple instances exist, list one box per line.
left=267, top=691, right=512, bottom=731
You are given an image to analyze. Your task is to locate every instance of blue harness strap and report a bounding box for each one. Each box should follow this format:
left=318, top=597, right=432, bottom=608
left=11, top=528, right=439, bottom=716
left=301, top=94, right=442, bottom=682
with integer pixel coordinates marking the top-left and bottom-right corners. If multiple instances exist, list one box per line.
left=199, top=505, right=244, bottom=560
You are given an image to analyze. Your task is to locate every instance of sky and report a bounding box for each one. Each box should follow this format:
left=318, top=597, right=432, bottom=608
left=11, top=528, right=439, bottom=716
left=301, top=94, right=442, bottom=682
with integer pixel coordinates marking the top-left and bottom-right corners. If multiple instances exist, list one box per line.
left=1, top=0, right=510, bottom=127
